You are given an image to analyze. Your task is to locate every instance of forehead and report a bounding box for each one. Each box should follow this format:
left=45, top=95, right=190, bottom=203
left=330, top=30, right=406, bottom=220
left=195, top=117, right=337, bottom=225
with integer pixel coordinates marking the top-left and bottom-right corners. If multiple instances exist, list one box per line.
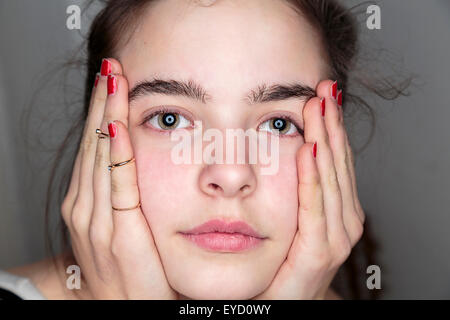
left=119, top=0, right=329, bottom=100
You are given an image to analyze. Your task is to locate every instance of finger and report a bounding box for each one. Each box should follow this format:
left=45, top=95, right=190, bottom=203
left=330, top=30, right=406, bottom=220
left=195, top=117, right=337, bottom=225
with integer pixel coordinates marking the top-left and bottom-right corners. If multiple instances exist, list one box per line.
left=296, top=142, right=328, bottom=248
left=269, top=143, right=328, bottom=300
left=63, top=71, right=102, bottom=218
left=62, top=72, right=101, bottom=227
left=71, top=73, right=106, bottom=237
left=78, top=58, right=121, bottom=201
left=89, top=58, right=124, bottom=247
left=91, top=133, right=113, bottom=251
left=105, top=75, right=138, bottom=209
left=343, top=126, right=366, bottom=225
left=316, top=82, right=362, bottom=245
left=336, top=87, right=365, bottom=225
left=302, top=88, right=346, bottom=245
left=61, top=149, right=82, bottom=227
left=98, top=58, right=126, bottom=133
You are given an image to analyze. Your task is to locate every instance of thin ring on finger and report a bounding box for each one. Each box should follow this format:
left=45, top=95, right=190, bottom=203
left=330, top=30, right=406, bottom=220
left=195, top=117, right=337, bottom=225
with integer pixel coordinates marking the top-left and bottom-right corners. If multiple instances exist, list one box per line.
left=112, top=201, right=141, bottom=212
left=108, top=157, right=135, bottom=172
left=96, top=128, right=109, bottom=139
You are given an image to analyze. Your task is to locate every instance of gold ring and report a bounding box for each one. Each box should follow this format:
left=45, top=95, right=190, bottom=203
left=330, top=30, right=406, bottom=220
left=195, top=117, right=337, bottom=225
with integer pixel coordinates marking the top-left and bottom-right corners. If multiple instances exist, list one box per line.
left=112, top=201, right=141, bottom=212
left=108, top=157, right=135, bottom=172
left=96, top=129, right=109, bottom=139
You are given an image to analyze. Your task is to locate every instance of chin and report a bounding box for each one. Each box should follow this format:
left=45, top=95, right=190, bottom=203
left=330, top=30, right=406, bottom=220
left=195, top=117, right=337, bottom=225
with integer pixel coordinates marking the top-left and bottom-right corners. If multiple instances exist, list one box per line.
left=167, top=262, right=272, bottom=300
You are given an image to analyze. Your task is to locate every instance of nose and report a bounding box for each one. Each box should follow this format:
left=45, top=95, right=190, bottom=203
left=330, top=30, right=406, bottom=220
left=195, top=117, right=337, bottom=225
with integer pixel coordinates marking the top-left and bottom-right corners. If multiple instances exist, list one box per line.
left=199, top=164, right=257, bottom=198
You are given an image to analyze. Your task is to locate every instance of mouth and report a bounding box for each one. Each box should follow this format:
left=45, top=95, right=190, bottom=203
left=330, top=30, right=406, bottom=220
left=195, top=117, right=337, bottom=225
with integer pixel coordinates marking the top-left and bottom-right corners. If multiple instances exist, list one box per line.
left=178, top=219, right=266, bottom=252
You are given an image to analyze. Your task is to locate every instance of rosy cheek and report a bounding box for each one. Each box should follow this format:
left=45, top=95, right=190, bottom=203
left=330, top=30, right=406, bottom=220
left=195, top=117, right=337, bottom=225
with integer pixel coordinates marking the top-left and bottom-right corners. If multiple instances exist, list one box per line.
left=134, top=146, right=192, bottom=229
left=259, top=153, right=299, bottom=235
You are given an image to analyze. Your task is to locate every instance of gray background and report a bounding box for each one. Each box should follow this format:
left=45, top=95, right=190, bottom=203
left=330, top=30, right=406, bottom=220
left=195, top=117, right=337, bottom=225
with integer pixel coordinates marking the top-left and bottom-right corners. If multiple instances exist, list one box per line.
left=0, top=0, right=449, bottom=299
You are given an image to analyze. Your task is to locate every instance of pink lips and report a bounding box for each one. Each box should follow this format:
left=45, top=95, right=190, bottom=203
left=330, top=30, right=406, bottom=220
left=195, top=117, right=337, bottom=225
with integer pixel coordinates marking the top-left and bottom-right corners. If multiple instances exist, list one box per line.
left=179, top=219, right=265, bottom=252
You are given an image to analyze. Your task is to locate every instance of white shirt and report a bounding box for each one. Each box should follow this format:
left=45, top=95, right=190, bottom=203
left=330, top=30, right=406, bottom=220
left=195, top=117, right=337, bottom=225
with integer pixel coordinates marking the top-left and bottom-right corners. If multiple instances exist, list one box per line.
left=0, top=269, right=46, bottom=300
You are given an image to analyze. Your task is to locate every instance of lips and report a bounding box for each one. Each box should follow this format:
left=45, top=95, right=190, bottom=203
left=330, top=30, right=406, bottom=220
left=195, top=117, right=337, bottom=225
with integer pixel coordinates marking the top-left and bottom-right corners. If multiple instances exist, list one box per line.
left=179, top=219, right=266, bottom=252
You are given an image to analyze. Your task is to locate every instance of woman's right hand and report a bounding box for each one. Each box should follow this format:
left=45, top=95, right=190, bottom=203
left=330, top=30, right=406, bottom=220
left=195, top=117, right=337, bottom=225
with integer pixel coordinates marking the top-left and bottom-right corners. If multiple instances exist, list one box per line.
left=61, top=58, right=178, bottom=299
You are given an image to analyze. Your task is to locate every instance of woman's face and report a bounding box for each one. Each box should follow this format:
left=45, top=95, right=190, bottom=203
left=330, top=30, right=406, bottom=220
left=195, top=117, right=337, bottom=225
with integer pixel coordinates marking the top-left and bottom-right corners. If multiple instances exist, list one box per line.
left=119, top=0, right=329, bottom=299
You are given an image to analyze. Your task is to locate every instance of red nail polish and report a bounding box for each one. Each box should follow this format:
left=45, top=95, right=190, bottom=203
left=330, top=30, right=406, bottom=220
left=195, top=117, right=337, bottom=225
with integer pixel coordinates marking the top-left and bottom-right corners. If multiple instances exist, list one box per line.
left=108, top=122, right=117, bottom=138
left=101, top=59, right=112, bottom=76
left=313, top=142, right=317, bottom=159
left=94, top=74, right=100, bottom=88
left=321, top=98, right=326, bottom=117
left=337, top=90, right=343, bottom=106
left=331, top=81, right=338, bottom=100
left=108, top=75, right=117, bottom=95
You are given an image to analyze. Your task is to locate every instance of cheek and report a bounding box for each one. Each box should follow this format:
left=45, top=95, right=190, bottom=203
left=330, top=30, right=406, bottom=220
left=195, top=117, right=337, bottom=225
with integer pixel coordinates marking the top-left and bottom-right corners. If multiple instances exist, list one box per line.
left=258, top=152, right=299, bottom=241
left=134, top=146, right=194, bottom=233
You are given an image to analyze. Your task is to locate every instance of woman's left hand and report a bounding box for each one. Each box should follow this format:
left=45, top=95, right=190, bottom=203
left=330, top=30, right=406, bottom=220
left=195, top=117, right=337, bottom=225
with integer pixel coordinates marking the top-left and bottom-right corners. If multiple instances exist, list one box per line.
left=253, top=80, right=365, bottom=300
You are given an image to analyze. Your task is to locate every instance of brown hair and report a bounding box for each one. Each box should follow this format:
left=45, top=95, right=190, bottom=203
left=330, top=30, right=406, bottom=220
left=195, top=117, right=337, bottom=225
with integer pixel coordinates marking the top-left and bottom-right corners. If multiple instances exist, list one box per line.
left=43, top=0, right=412, bottom=299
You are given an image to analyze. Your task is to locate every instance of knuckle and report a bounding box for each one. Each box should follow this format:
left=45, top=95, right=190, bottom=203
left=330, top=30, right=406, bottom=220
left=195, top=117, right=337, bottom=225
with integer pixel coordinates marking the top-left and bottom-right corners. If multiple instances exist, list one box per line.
left=309, top=249, right=332, bottom=272
left=359, top=209, right=366, bottom=224
left=330, top=133, right=347, bottom=167
left=110, top=234, right=124, bottom=259
left=95, top=144, right=109, bottom=166
left=299, top=176, right=320, bottom=190
left=61, top=198, right=73, bottom=224
left=356, top=203, right=366, bottom=224
left=345, top=148, right=353, bottom=171
left=303, top=99, right=317, bottom=117
left=92, top=253, right=115, bottom=282
left=111, top=179, right=138, bottom=194
left=81, top=134, right=97, bottom=154
left=89, top=225, right=110, bottom=251
left=72, top=199, right=88, bottom=216
left=326, top=170, right=339, bottom=190
left=299, top=186, right=324, bottom=214
left=323, top=132, right=330, bottom=146
left=346, top=143, right=355, bottom=168
left=351, top=219, right=364, bottom=245
left=71, top=201, right=90, bottom=234
left=334, top=237, right=352, bottom=266
left=110, top=228, right=130, bottom=259
left=93, top=94, right=107, bottom=108
left=110, top=179, right=123, bottom=194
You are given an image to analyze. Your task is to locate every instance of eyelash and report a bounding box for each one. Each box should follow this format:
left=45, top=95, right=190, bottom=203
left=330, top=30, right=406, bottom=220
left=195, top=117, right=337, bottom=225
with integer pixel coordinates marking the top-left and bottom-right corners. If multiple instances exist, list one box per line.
left=140, top=107, right=304, bottom=137
left=140, top=107, right=193, bottom=135
left=259, top=114, right=305, bottom=138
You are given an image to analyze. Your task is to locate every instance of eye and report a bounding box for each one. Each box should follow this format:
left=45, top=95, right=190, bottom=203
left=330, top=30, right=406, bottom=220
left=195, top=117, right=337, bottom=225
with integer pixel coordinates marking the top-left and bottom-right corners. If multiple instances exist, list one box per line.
left=258, top=117, right=299, bottom=136
left=147, top=112, right=191, bottom=130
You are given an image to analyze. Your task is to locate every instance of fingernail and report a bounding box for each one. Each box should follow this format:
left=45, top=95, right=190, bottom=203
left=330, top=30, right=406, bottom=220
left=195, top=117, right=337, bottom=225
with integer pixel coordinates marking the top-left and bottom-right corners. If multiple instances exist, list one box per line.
left=108, top=75, right=117, bottom=95
left=321, top=98, right=326, bottom=118
left=337, top=90, right=343, bottom=106
left=313, top=142, right=317, bottom=159
left=331, top=81, right=338, bottom=100
left=94, top=73, right=100, bottom=88
left=101, top=58, right=112, bottom=76
left=108, top=122, right=117, bottom=139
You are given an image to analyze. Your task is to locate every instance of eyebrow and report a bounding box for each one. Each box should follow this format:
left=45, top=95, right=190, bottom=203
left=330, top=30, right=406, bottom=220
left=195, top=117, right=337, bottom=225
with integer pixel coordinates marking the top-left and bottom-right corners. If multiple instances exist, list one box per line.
left=128, top=77, right=316, bottom=105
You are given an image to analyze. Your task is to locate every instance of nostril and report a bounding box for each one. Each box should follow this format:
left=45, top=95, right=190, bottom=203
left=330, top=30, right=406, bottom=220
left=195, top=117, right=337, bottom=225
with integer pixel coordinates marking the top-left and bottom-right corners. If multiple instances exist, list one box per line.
left=240, top=185, right=249, bottom=192
left=209, top=183, right=220, bottom=190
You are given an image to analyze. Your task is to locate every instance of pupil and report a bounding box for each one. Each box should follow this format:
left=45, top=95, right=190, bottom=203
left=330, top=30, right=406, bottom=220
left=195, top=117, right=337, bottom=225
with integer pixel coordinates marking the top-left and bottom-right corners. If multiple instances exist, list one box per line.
left=163, top=114, right=175, bottom=126
left=273, top=119, right=286, bottom=130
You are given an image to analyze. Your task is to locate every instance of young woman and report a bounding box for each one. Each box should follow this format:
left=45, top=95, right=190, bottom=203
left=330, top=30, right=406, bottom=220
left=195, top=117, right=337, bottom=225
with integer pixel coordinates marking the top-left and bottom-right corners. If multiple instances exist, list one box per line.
left=2, top=0, right=370, bottom=299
